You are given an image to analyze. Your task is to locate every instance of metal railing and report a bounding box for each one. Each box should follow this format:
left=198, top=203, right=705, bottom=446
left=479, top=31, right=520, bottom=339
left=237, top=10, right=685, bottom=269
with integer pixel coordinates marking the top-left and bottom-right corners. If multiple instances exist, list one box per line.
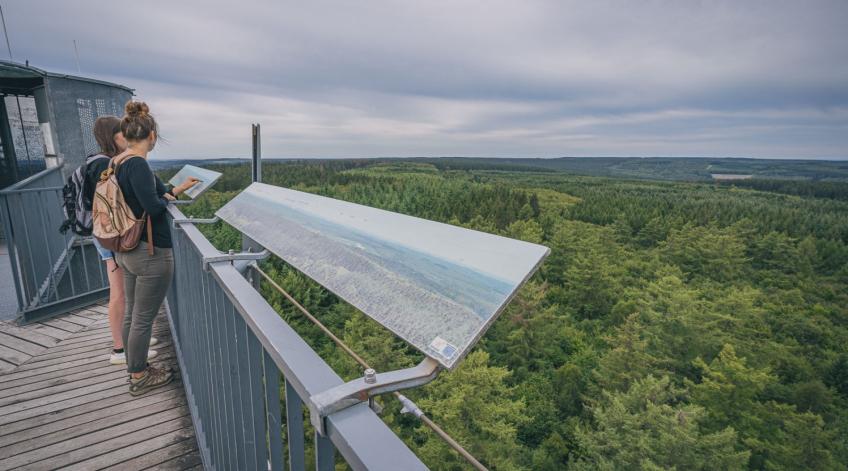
left=0, top=165, right=108, bottom=322
left=166, top=204, right=428, bottom=471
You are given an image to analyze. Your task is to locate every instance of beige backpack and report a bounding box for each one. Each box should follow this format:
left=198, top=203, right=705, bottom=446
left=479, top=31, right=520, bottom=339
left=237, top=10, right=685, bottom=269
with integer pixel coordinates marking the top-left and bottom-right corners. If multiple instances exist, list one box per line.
left=91, top=155, right=153, bottom=255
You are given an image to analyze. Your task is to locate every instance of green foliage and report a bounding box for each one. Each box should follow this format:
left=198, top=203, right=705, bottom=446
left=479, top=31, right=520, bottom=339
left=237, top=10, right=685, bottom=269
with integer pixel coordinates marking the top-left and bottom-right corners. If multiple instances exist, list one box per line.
left=572, top=375, right=750, bottom=470
left=161, top=159, right=848, bottom=470
left=415, top=351, right=530, bottom=471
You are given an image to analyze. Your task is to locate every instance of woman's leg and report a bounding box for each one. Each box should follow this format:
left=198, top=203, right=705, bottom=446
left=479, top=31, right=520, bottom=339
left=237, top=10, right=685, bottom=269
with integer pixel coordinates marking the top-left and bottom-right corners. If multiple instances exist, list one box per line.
left=118, top=253, right=137, bottom=355
left=122, top=244, right=174, bottom=376
left=105, top=259, right=125, bottom=350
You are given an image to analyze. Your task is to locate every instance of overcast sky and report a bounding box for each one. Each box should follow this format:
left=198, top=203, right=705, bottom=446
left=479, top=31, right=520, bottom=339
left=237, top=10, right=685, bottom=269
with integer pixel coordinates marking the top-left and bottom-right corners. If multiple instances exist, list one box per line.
left=6, top=1, right=848, bottom=159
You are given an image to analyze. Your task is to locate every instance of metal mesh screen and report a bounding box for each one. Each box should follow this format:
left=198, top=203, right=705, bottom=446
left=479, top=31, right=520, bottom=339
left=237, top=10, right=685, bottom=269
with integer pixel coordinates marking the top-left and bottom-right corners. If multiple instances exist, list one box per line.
left=76, top=98, right=99, bottom=156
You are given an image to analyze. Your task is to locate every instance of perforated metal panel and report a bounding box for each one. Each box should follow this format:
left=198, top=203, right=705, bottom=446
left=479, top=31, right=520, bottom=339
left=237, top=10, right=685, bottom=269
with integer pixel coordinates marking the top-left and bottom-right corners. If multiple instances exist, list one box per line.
left=76, top=98, right=99, bottom=157
left=95, top=98, right=106, bottom=116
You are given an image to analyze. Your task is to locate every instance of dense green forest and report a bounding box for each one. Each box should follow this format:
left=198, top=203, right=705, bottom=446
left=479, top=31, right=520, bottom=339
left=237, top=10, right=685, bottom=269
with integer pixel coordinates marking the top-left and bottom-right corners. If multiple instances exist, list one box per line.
left=159, top=160, right=848, bottom=470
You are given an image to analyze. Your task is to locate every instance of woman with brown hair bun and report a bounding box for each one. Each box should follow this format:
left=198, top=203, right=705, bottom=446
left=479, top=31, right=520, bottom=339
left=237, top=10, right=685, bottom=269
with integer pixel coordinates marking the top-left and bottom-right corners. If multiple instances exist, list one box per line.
left=86, top=116, right=159, bottom=366
left=111, top=101, right=198, bottom=395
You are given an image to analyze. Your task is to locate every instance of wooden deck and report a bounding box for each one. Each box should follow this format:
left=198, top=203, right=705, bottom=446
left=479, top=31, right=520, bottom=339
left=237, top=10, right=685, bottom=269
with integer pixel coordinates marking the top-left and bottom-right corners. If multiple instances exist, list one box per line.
left=0, top=302, right=202, bottom=470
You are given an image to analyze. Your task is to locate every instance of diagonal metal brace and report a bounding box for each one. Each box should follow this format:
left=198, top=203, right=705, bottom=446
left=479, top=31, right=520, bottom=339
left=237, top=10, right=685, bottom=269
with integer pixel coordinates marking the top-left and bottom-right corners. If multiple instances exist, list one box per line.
left=172, top=216, right=219, bottom=228
left=202, top=248, right=270, bottom=271
left=309, top=357, right=441, bottom=435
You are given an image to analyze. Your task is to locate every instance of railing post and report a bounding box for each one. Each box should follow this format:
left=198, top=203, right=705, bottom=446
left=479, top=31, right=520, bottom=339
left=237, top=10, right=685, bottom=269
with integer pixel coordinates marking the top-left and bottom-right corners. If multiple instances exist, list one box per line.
left=286, top=379, right=306, bottom=471
left=315, top=431, right=335, bottom=471
left=264, top=351, right=284, bottom=471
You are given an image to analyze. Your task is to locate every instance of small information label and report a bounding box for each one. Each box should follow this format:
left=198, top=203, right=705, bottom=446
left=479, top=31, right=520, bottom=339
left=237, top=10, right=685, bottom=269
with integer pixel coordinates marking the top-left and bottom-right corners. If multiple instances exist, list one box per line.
left=429, top=336, right=458, bottom=360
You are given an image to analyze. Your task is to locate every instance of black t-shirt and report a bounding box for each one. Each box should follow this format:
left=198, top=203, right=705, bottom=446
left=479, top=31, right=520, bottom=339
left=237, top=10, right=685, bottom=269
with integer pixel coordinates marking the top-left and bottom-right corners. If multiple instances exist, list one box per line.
left=114, top=156, right=173, bottom=248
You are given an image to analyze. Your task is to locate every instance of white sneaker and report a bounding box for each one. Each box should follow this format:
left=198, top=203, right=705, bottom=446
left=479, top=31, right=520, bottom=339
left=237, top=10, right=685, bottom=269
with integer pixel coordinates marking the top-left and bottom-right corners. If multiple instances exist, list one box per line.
left=109, top=349, right=158, bottom=365
left=149, top=337, right=158, bottom=346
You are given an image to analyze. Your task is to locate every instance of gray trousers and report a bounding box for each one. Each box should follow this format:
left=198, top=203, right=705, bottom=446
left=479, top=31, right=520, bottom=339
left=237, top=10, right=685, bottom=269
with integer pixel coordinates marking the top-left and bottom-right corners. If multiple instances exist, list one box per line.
left=116, top=242, right=174, bottom=373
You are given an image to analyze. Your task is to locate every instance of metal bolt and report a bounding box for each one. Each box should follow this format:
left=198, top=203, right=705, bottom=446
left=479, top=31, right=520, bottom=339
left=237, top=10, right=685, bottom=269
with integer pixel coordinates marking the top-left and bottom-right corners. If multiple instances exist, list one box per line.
left=364, top=368, right=377, bottom=384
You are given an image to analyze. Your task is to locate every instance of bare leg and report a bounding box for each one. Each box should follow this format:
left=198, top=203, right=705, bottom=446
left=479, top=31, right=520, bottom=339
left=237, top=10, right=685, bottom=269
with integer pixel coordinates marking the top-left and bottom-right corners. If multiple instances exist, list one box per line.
left=106, top=259, right=125, bottom=350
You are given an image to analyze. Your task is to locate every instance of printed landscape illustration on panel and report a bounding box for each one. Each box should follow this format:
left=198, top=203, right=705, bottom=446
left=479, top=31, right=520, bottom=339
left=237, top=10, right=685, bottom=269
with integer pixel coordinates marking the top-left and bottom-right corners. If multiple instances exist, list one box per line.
left=169, top=164, right=223, bottom=199
left=217, top=182, right=550, bottom=368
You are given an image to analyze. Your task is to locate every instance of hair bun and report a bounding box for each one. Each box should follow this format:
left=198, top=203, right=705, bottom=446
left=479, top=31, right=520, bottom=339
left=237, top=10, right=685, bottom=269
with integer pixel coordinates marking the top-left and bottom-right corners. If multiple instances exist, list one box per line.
left=125, top=101, right=150, bottom=117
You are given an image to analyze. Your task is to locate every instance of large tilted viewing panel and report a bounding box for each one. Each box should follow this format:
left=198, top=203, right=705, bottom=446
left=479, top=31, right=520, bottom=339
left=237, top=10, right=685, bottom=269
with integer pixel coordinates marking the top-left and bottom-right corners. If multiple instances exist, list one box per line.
left=217, top=182, right=550, bottom=369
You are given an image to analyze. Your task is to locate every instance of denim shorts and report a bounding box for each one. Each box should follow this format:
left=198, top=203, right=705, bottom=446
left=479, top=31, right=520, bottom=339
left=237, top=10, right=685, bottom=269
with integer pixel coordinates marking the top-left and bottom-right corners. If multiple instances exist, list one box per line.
left=91, top=237, right=114, bottom=261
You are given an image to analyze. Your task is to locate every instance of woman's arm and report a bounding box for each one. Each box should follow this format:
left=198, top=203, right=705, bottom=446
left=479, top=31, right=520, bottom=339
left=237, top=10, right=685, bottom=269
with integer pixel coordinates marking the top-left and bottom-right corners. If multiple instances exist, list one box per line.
left=126, top=159, right=169, bottom=217
left=155, top=175, right=174, bottom=197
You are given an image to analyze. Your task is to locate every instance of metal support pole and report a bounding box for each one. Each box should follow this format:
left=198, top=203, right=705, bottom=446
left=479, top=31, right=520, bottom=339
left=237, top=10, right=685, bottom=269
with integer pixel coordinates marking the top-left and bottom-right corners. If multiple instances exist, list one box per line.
left=251, top=123, right=262, bottom=184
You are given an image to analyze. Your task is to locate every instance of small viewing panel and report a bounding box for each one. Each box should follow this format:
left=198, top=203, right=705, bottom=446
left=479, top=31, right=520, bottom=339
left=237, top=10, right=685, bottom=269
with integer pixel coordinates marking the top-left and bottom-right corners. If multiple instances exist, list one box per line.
left=168, top=165, right=222, bottom=199
left=217, top=182, right=550, bottom=369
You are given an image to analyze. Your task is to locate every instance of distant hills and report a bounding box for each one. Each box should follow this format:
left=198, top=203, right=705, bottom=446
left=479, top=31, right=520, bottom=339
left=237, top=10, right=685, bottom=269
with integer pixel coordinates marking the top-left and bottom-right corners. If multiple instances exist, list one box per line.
left=149, top=157, right=848, bottom=182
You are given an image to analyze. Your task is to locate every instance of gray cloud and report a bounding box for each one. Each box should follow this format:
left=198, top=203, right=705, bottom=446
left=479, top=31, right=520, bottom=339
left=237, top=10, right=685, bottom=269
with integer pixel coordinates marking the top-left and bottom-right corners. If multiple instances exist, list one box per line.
left=5, top=0, right=848, bottom=158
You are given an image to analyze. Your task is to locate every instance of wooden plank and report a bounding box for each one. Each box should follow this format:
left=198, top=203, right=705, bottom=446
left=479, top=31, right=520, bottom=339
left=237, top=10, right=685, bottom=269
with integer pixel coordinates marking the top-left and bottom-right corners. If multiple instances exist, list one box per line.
left=145, top=448, right=203, bottom=471
left=66, top=310, right=101, bottom=321
left=0, top=331, right=44, bottom=356
left=0, top=363, right=123, bottom=400
left=0, top=383, right=129, bottom=428
left=55, top=425, right=196, bottom=471
left=68, top=325, right=112, bottom=337
left=0, top=324, right=59, bottom=348
left=0, top=367, right=122, bottom=407
left=0, top=396, right=187, bottom=460
left=80, top=304, right=109, bottom=315
left=61, top=314, right=95, bottom=327
left=25, top=324, right=71, bottom=341
left=0, top=360, right=14, bottom=374
left=70, top=307, right=107, bottom=318
left=0, top=409, right=190, bottom=470
left=9, top=347, right=109, bottom=372
left=0, top=383, right=181, bottom=439
left=26, top=337, right=119, bottom=362
left=49, top=332, right=114, bottom=348
left=77, top=322, right=112, bottom=333
left=27, top=338, right=113, bottom=358
left=0, top=376, right=129, bottom=419
left=39, top=318, right=84, bottom=333
left=54, top=323, right=171, bottom=349
left=0, top=354, right=113, bottom=385
left=98, top=436, right=198, bottom=470
left=0, top=349, right=176, bottom=391
left=0, top=344, right=29, bottom=366
left=0, top=347, right=176, bottom=389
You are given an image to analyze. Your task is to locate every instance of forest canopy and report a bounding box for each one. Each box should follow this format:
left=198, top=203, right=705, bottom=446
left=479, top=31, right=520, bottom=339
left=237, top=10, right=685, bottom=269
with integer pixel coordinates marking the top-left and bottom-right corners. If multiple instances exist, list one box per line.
left=159, top=159, right=848, bottom=470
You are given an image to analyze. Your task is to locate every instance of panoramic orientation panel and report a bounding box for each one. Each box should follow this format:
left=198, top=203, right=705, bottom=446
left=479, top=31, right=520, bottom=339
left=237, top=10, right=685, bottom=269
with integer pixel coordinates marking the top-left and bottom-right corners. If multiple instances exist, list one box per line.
left=217, top=182, right=550, bottom=369
left=168, top=165, right=223, bottom=199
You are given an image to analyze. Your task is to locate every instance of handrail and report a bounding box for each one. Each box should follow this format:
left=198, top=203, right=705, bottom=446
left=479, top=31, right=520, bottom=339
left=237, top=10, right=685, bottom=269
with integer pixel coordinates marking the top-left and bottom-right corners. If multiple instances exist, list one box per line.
left=0, top=163, right=108, bottom=322
left=0, top=164, right=63, bottom=195
left=167, top=204, right=428, bottom=470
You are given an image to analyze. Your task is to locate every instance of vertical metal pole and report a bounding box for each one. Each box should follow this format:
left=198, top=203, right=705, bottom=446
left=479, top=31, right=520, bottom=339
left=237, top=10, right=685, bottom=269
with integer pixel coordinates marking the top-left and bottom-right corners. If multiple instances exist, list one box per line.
left=264, top=351, right=284, bottom=471
left=314, top=430, right=335, bottom=471
left=246, top=327, right=269, bottom=470
left=285, top=380, right=306, bottom=471
left=251, top=123, right=262, bottom=184
left=0, top=193, right=24, bottom=311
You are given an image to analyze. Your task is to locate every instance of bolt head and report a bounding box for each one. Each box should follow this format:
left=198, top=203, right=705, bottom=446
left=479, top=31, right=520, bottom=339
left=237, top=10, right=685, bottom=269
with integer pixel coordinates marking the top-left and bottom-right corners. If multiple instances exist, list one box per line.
left=364, top=368, right=377, bottom=384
